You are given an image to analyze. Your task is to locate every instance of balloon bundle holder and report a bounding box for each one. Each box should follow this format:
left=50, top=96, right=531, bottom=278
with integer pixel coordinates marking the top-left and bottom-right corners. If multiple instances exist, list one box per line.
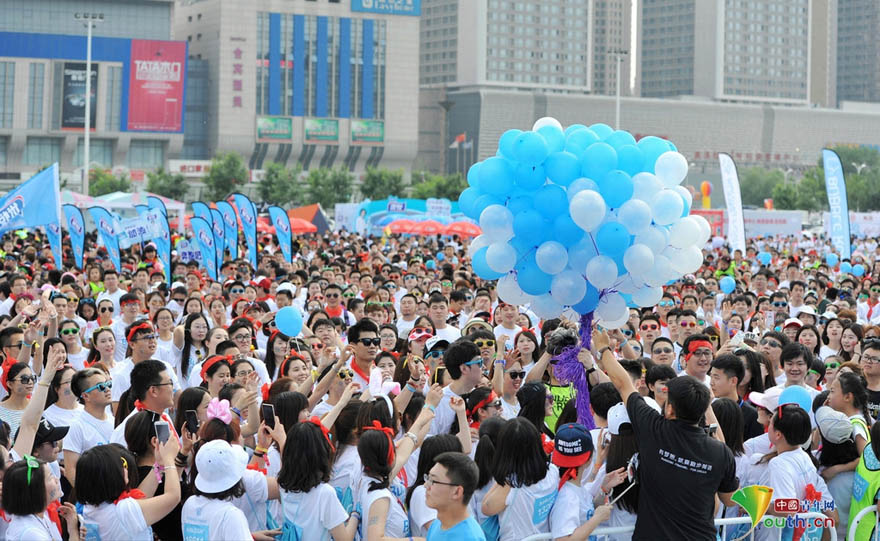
left=551, top=311, right=597, bottom=429
left=459, top=117, right=714, bottom=425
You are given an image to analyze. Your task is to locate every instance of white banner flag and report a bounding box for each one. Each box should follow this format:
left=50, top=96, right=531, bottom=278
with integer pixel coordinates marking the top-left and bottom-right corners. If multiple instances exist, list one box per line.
left=719, top=153, right=746, bottom=254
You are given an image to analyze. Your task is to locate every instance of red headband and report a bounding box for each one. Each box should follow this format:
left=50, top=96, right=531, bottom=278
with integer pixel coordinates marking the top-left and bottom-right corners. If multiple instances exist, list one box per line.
left=126, top=322, right=153, bottom=343
left=304, top=416, right=335, bottom=452
left=363, top=420, right=395, bottom=465
left=279, top=352, right=306, bottom=378
left=0, top=357, right=17, bottom=392
left=684, top=340, right=714, bottom=362
left=200, top=355, right=233, bottom=382
left=261, top=383, right=271, bottom=402
left=467, top=390, right=499, bottom=420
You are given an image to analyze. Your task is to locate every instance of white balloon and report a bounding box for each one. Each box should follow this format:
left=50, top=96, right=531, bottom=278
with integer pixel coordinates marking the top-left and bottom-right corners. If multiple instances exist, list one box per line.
left=673, top=185, right=693, bottom=210
left=635, top=225, right=668, bottom=255
left=644, top=255, right=673, bottom=287
left=585, top=255, right=618, bottom=290
left=668, top=217, right=700, bottom=249
left=566, top=177, right=599, bottom=201
left=532, top=117, right=564, bottom=132
left=530, top=293, right=565, bottom=320
left=691, top=214, right=712, bottom=245
left=536, top=241, right=569, bottom=275
left=569, top=191, right=607, bottom=232
left=650, top=190, right=684, bottom=226
left=654, top=151, right=689, bottom=187
left=615, top=273, right=642, bottom=294
left=631, top=172, right=664, bottom=202
left=623, top=244, right=655, bottom=275
left=486, top=242, right=517, bottom=273
left=617, top=199, right=652, bottom=235
left=496, top=273, right=531, bottom=305
left=567, top=237, right=598, bottom=273
left=632, top=285, right=664, bottom=307
left=468, top=234, right=491, bottom=257
left=550, top=269, right=587, bottom=306
left=680, top=245, right=704, bottom=273
left=479, top=205, right=514, bottom=241
left=596, top=292, right=627, bottom=322
left=598, top=309, right=630, bottom=330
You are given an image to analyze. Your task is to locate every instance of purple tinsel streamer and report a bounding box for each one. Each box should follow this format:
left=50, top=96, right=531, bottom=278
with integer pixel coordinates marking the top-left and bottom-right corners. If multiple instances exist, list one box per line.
left=551, top=312, right=595, bottom=429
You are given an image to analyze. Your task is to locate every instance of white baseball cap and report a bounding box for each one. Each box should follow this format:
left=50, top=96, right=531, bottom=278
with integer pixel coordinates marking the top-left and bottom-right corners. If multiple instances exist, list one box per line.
left=748, top=386, right=784, bottom=411
left=607, top=398, right=661, bottom=435
left=194, top=440, right=248, bottom=494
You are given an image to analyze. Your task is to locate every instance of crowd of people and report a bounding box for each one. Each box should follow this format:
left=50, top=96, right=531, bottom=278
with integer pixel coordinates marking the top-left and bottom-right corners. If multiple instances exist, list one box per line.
left=0, top=227, right=878, bottom=540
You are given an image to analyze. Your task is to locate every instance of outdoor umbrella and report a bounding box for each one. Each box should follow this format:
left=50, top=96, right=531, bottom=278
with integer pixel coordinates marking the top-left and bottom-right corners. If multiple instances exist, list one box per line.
left=443, top=221, right=481, bottom=237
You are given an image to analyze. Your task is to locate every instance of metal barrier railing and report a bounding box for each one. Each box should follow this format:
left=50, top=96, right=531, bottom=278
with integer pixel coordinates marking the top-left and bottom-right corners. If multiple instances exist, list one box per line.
left=848, top=506, right=880, bottom=541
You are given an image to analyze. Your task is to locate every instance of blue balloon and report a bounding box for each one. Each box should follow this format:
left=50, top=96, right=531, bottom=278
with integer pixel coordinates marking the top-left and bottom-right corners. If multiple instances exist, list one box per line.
left=426, top=260, right=436, bottom=270
left=473, top=247, right=505, bottom=280
left=513, top=131, right=550, bottom=166
left=637, top=136, right=671, bottom=173
left=509, top=236, right=533, bottom=257
left=572, top=284, right=600, bottom=314
left=564, top=124, right=588, bottom=136
left=597, top=170, right=634, bottom=209
left=513, top=209, right=544, bottom=245
left=616, top=145, right=645, bottom=176
left=778, top=386, right=812, bottom=414
left=596, top=222, right=631, bottom=257
left=536, top=126, right=566, bottom=153
left=533, top=184, right=568, bottom=219
left=458, top=187, right=481, bottom=219
left=589, top=123, right=614, bottom=139
left=580, top=142, right=618, bottom=180
left=499, top=129, right=522, bottom=159
left=507, top=194, right=533, bottom=215
left=604, top=130, right=637, bottom=149
left=544, top=151, right=581, bottom=186
left=472, top=194, right=504, bottom=219
left=565, top=128, right=601, bottom=155
left=466, top=162, right=481, bottom=189
left=719, top=276, right=736, bottom=294
left=840, top=262, right=853, bottom=274
left=516, top=255, right=553, bottom=295
left=854, top=264, right=866, bottom=277
left=436, top=252, right=445, bottom=261
left=480, top=157, right=515, bottom=197
left=757, top=251, right=771, bottom=265
left=514, top=163, right=546, bottom=191
left=826, top=253, right=839, bottom=267
left=275, top=306, right=303, bottom=337
left=553, top=214, right=585, bottom=247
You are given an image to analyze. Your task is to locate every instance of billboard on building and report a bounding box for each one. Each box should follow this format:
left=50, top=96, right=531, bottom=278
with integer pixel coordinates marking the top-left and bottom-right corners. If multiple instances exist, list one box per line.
left=351, top=120, right=384, bottom=145
left=256, top=116, right=293, bottom=142
left=61, top=63, right=98, bottom=129
left=304, top=119, right=339, bottom=144
left=351, top=0, right=421, bottom=16
left=127, top=40, right=186, bottom=132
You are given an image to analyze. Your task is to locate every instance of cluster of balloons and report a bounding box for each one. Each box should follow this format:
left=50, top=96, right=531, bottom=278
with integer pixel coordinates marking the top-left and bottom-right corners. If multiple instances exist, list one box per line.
left=460, top=117, right=711, bottom=327
left=825, top=253, right=866, bottom=277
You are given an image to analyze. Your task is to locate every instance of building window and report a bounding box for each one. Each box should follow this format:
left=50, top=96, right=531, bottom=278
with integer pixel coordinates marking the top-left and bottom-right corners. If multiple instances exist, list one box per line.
left=74, top=138, right=114, bottom=168
left=128, top=140, right=165, bottom=169
left=27, top=63, right=44, bottom=129
left=105, top=66, right=122, bottom=131
left=0, top=62, right=14, bottom=129
left=23, top=137, right=61, bottom=166
left=0, top=137, right=7, bottom=166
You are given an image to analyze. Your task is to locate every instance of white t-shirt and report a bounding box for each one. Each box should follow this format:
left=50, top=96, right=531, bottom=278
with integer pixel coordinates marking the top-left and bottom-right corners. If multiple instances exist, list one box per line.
left=500, top=397, right=520, bottom=420
left=819, top=345, right=838, bottom=361
left=408, top=484, right=436, bottom=536
left=110, top=317, right=135, bottom=362
left=493, top=325, right=520, bottom=350
left=66, top=348, right=89, bottom=371
left=181, top=496, right=252, bottom=541
left=230, top=469, right=270, bottom=531
left=433, top=325, right=461, bottom=343
left=498, top=467, right=559, bottom=541
left=82, top=498, right=151, bottom=541
left=43, top=404, right=82, bottom=431
left=63, top=410, right=114, bottom=455
left=329, top=444, right=360, bottom=512
left=111, top=358, right=181, bottom=403
left=311, top=399, right=334, bottom=419
left=358, top=483, right=409, bottom=539
left=743, top=433, right=772, bottom=457
left=428, top=385, right=467, bottom=436
left=550, top=481, right=596, bottom=540
left=5, top=513, right=61, bottom=541
left=279, top=484, right=349, bottom=541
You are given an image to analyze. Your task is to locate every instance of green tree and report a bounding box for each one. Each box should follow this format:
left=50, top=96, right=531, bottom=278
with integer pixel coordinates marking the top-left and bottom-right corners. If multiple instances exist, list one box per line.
left=359, top=167, right=406, bottom=200
left=306, top=167, right=353, bottom=209
left=410, top=172, right=467, bottom=200
left=203, top=152, right=248, bottom=201
left=795, top=168, right=826, bottom=211
left=770, top=182, right=798, bottom=210
left=88, top=169, right=131, bottom=197
left=827, top=145, right=880, bottom=175
left=257, top=162, right=303, bottom=206
left=738, top=167, right=783, bottom=207
left=146, top=168, right=189, bottom=201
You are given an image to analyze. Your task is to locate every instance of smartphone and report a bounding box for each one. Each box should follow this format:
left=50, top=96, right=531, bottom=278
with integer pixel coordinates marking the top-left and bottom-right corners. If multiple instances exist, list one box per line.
left=185, top=410, right=200, bottom=435
left=765, top=311, right=775, bottom=329
left=262, top=403, right=276, bottom=429
left=729, top=331, right=744, bottom=347
left=154, top=421, right=170, bottom=444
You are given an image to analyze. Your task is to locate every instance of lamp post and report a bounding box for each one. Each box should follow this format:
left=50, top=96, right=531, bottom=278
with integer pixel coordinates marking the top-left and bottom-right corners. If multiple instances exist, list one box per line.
left=438, top=99, right=454, bottom=174
left=852, top=162, right=869, bottom=175
left=74, top=12, right=103, bottom=195
left=608, top=48, right=629, bottom=129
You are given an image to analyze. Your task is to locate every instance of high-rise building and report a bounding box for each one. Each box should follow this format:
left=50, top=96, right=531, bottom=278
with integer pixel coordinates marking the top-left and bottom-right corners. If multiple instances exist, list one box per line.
left=640, top=0, right=834, bottom=107
left=591, top=0, right=637, bottom=97
left=837, top=0, right=879, bottom=103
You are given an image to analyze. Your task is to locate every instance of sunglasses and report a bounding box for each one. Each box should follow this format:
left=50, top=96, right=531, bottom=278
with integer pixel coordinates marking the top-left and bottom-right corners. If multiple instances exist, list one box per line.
left=652, top=347, right=673, bottom=355
left=15, top=375, right=37, bottom=384
left=357, top=338, right=382, bottom=347
left=337, top=369, right=354, bottom=380
left=824, top=361, right=840, bottom=369
left=474, top=339, right=495, bottom=349
left=760, top=338, right=781, bottom=348
left=134, top=334, right=159, bottom=342
left=60, top=328, right=79, bottom=336
left=658, top=301, right=674, bottom=307
left=99, top=307, right=114, bottom=313
left=325, top=293, right=340, bottom=299
left=463, top=358, right=483, bottom=367
left=506, top=370, right=525, bottom=380
left=622, top=329, right=634, bottom=337
left=771, top=301, right=788, bottom=308
left=342, top=292, right=356, bottom=298
left=679, top=321, right=697, bottom=328
left=82, top=380, right=112, bottom=393
left=230, top=288, right=244, bottom=294
left=640, top=324, right=659, bottom=331
left=871, top=288, right=880, bottom=294
left=425, top=350, right=444, bottom=359
left=311, top=342, right=325, bottom=350
left=441, top=281, right=453, bottom=287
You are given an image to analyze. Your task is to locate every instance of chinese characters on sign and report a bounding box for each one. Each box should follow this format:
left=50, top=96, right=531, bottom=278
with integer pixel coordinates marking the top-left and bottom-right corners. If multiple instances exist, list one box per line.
left=231, top=40, right=244, bottom=108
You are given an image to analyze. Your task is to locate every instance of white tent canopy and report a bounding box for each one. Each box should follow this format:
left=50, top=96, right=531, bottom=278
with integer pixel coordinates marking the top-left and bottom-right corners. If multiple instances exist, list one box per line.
left=95, top=191, right=186, bottom=232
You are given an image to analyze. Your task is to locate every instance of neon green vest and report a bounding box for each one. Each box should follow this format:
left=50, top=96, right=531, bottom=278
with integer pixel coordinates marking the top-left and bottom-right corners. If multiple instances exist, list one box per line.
left=851, top=442, right=880, bottom=540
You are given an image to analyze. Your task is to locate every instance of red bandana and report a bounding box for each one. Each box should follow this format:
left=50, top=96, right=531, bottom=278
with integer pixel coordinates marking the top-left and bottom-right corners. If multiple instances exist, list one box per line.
left=114, top=489, right=145, bottom=504
left=363, top=420, right=395, bottom=465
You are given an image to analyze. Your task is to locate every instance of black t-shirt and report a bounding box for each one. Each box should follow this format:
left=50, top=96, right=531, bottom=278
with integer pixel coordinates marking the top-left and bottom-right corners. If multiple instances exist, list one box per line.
left=740, top=401, right=764, bottom=441
left=866, top=388, right=880, bottom=421
left=626, top=393, right=739, bottom=541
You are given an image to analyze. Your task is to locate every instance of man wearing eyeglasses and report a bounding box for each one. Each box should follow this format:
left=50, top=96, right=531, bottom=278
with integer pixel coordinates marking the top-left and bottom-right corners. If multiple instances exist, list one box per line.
left=111, top=360, right=178, bottom=446
left=64, top=367, right=114, bottom=487
left=424, top=452, right=484, bottom=541
left=862, top=341, right=880, bottom=420
left=673, top=310, right=701, bottom=363
left=111, top=320, right=180, bottom=411
left=679, top=334, right=715, bottom=386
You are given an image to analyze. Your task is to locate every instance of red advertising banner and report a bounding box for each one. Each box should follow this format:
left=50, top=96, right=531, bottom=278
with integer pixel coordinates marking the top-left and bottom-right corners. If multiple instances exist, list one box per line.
left=127, top=40, right=186, bottom=132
